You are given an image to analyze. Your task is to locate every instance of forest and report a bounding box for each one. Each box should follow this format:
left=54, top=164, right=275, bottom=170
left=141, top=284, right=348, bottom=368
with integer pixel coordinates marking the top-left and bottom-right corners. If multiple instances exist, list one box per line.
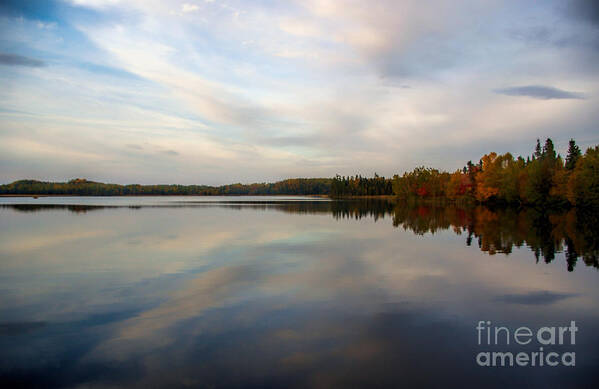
left=0, top=178, right=332, bottom=196
left=331, top=138, right=599, bottom=208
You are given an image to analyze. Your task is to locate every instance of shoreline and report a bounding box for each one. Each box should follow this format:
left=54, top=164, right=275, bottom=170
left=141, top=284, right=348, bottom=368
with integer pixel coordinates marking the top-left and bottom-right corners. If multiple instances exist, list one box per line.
left=0, top=194, right=332, bottom=198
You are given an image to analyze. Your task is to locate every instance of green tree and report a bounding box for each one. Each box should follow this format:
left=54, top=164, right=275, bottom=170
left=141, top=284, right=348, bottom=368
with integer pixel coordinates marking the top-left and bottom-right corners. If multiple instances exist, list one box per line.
left=534, top=138, right=542, bottom=159
left=565, top=139, right=581, bottom=170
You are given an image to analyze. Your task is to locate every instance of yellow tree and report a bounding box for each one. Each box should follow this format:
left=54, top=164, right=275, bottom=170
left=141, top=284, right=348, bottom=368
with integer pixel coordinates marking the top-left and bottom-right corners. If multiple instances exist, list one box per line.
left=475, top=153, right=501, bottom=201
left=567, top=146, right=599, bottom=207
left=549, top=156, right=568, bottom=202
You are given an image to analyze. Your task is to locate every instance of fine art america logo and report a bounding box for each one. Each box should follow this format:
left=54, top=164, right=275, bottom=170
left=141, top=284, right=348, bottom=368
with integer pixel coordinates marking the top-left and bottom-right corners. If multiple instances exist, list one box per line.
left=475, top=321, right=577, bottom=367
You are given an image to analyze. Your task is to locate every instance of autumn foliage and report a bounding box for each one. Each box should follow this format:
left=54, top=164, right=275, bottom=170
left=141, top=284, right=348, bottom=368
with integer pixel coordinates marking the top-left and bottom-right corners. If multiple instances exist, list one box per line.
left=391, top=138, right=599, bottom=208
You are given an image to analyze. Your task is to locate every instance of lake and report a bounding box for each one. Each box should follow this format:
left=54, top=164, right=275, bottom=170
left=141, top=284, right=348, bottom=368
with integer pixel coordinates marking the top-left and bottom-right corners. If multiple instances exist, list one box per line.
left=1, top=196, right=598, bottom=388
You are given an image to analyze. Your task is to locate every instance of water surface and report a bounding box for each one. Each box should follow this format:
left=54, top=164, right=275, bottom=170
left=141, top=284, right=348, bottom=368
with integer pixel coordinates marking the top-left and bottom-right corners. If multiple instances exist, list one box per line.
left=0, top=197, right=597, bottom=388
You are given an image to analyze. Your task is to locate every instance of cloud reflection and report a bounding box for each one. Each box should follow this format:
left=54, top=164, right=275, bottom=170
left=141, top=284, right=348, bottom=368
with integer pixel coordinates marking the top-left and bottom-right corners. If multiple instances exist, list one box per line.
left=1, top=203, right=599, bottom=387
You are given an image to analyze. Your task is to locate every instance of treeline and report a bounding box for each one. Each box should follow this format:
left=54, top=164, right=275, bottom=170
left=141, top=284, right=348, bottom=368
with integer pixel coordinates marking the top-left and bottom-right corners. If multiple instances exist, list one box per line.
left=3, top=138, right=598, bottom=207
left=0, top=178, right=332, bottom=196
left=393, top=138, right=598, bottom=207
left=330, top=173, right=393, bottom=197
left=334, top=138, right=598, bottom=208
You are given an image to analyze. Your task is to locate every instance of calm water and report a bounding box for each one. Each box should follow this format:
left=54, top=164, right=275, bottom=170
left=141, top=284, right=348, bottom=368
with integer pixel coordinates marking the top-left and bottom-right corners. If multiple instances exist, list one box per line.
left=0, top=197, right=598, bottom=388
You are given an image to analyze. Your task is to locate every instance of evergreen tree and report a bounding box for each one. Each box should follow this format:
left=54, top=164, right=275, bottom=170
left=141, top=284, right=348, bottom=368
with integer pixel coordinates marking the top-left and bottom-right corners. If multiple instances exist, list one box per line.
left=534, top=138, right=542, bottom=159
left=565, top=139, right=581, bottom=170
left=543, top=138, right=556, bottom=160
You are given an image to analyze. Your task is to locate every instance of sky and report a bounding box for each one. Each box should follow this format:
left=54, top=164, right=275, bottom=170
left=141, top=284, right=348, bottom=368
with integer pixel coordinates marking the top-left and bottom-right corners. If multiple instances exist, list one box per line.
left=0, top=0, right=598, bottom=185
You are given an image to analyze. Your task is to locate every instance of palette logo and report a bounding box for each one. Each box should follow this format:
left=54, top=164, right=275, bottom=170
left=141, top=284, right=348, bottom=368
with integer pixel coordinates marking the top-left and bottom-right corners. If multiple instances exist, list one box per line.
left=475, top=321, right=577, bottom=367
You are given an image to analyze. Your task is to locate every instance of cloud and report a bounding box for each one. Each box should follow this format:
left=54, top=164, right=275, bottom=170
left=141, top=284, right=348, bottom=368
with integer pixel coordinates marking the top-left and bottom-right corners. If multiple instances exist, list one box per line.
left=564, top=0, right=599, bottom=27
left=163, top=149, right=179, bottom=156
left=125, top=143, right=143, bottom=150
left=36, top=21, right=57, bottom=30
left=181, top=3, right=199, bottom=13
left=0, top=53, right=46, bottom=67
left=67, top=0, right=121, bottom=8
left=287, top=0, right=497, bottom=79
left=494, top=85, right=586, bottom=100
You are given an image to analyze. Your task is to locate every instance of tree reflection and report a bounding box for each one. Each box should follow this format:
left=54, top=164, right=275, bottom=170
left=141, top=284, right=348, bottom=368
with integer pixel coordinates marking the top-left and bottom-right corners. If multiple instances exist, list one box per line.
left=3, top=200, right=597, bottom=271
left=391, top=203, right=598, bottom=271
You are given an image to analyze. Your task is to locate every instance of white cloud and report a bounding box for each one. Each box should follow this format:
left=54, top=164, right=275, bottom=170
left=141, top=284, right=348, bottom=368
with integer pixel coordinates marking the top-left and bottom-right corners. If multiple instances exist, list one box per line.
left=181, top=3, right=199, bottom=13
left=67, top=0, right=121, bottom=9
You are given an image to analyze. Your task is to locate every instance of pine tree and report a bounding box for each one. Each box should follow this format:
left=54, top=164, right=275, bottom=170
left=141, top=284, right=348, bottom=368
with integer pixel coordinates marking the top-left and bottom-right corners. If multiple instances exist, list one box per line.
left=534, top=138, right=542, bottom=159
left=543, top=138, right=556, bottom=160
left=565, top=139, right=581, bottom=170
